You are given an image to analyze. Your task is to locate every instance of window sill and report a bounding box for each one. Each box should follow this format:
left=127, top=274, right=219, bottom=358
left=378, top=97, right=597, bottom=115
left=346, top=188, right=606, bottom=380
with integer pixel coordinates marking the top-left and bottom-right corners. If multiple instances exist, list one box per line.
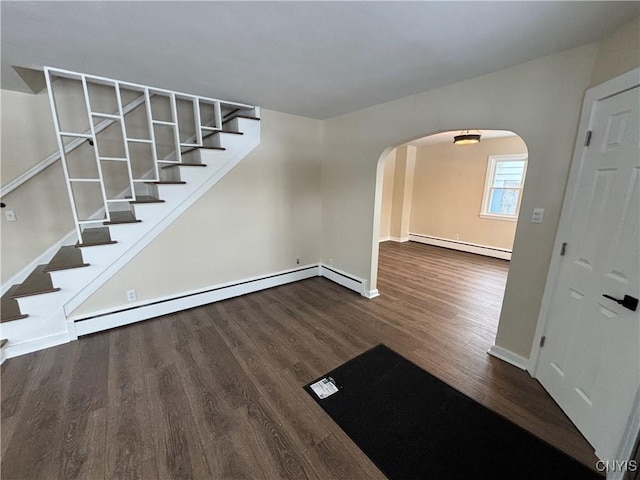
left=479, top=213, right=518, bottom=222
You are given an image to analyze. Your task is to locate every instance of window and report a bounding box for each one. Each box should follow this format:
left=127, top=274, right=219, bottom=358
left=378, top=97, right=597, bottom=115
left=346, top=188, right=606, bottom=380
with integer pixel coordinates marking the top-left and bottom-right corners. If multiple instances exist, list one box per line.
left=480, top=154, right=528, bottom=220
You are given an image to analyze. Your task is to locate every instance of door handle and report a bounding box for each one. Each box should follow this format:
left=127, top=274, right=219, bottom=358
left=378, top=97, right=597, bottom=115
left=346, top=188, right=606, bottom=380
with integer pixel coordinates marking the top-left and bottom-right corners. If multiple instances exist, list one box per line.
left=602, top=294, right=638, bottom=312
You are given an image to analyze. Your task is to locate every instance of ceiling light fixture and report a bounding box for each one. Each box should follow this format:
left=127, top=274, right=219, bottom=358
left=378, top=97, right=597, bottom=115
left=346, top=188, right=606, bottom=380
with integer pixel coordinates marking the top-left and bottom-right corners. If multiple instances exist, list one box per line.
left=453, top=130, right=481, bottom=145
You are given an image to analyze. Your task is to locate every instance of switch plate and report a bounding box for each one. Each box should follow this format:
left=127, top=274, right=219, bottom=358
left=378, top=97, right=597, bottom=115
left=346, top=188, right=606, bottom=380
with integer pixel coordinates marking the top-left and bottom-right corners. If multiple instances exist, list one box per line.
left=126, top=289, right=137, bottom=302
left=531, top=208, right=545, bottom=224
left=4, top=210, right=16, bottom=222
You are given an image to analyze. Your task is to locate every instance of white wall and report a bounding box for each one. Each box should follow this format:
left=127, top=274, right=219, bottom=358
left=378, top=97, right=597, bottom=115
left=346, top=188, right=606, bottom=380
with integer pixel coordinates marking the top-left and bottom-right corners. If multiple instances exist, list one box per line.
left=589, top=16, right=640, bottom=88
left=321, top=44, right=598, bottom=358
left=71, top=109, right=322, bottom=316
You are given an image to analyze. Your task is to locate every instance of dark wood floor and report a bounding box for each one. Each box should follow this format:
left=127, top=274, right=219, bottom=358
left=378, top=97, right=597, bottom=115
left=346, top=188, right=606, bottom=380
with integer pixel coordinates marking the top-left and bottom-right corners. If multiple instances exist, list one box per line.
left=1, top=241, right=599, bottom=479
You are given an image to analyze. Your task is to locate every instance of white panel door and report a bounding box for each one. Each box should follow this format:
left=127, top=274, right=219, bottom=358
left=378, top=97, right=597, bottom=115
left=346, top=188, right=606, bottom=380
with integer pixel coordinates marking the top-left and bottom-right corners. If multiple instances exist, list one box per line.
left=536, top=85, right=639, bottom=461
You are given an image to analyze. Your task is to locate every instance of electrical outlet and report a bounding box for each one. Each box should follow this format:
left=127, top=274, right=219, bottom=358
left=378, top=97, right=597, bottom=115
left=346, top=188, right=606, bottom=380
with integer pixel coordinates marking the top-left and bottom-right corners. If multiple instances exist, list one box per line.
left=328, top=258, right=333, bottom=266
left=454, top=233, right=460, bottom=240
left=126, top=289, right=137, bottom=302
left=4, top=210, right=16, bottom=222
left=531, top=208, right=545, bottom=224
left=296, top=258, right=300, bottom=265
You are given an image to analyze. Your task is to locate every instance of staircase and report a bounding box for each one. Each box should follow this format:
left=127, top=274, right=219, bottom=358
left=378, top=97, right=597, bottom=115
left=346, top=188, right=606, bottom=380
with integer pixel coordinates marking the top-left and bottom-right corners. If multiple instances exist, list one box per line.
left=0, top=67, right=261, bottom=358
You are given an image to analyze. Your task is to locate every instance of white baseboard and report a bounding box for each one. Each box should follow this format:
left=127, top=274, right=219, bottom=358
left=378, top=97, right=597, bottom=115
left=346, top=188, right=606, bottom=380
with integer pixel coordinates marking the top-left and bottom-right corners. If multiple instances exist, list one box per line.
left=319, top=265, right=366, bottom=295
left=409, top=234, right=512, bottom=260
left=378, top=236, right=409, bottom=243
left=363, top=289, right=380, bottom=299
left=73, top=265, right=320, bottom=336
left=488, top=344, right=529, bottom=370
left=1, top=331, right=71, bottom=361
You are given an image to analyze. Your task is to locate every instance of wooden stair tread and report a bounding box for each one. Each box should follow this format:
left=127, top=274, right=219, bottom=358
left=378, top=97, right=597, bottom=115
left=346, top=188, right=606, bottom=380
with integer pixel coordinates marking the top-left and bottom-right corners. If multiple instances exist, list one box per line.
left=130, top=195, right=164, bottom=204
left=161, top=163, right=207, bottom=169
left=222, top=115, right=260, bottom=122
left=1, top=285, right=29, bottom=322
left=76, top=227, right=116, bottom=247
left=11, top=265, right=61, bottom=299
left=145, top=181, right=186, bottom=185
left=43, top=246, right=89, bottom=272
left=202, top=130, right=243, bottom=140
left=181, top=146, right=225, bottom=155
left=104, top=211, right=141, bottom=225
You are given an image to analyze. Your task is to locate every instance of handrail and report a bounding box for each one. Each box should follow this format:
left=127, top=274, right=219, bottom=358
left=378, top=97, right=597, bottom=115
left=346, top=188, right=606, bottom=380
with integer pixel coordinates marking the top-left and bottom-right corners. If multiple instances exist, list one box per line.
left=0, top=93, right=147, bottom=198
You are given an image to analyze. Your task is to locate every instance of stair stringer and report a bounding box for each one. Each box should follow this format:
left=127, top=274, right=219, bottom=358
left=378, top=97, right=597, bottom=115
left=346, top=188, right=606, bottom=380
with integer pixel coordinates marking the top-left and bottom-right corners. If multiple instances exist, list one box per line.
left=0, top=118, right=260, bottom=358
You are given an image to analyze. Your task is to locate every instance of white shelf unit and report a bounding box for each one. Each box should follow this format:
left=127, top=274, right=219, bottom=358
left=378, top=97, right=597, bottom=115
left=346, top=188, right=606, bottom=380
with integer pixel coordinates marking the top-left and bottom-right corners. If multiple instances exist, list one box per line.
left=44, top=66, right=255, bottom=243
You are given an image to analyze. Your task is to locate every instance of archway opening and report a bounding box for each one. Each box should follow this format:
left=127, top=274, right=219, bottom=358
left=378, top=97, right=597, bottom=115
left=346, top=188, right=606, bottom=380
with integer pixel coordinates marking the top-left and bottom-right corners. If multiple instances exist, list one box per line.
left=373, top=128, right=528, bottom=347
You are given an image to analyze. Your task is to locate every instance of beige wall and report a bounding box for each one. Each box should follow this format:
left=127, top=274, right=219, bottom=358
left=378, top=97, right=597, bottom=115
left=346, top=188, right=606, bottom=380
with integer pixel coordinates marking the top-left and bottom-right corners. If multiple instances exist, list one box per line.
left=590, top=16, right=640, bottom=87
left=321, top=44, right=598, bottom=358
left=379, top=150, right=395, bottom=239
left=389, top=145, right=416, bottom=241
left=409, top=136, right=527, bottom=250
left=72, top=109, right=322, bottom=315
left=1, top=89, right=59, bottom=180
left=1, top=88, right=75, bottom=280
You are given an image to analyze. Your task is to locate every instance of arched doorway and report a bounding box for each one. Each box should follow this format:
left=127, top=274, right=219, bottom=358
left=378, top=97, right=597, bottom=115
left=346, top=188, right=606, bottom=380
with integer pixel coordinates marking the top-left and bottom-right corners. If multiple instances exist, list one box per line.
left=372, top=129, right=529, bottom=349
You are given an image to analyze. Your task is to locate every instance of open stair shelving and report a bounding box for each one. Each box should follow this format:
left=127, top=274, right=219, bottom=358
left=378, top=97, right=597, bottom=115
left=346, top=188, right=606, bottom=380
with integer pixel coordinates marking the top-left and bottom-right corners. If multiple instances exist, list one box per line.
left=1, top=68, right=261, bottom=358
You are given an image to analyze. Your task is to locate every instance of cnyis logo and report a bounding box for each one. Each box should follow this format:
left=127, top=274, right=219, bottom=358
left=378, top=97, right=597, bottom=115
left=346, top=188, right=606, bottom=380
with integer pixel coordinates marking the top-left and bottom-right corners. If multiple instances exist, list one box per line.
left=595, top=460, right=638, bottom=473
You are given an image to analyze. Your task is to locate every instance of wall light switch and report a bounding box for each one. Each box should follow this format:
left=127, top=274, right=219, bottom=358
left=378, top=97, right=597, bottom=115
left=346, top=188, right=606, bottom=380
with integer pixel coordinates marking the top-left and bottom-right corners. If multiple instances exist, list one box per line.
left=4, top=210, right=16, bottom=222
left=531, top=208, right=545, bottom=224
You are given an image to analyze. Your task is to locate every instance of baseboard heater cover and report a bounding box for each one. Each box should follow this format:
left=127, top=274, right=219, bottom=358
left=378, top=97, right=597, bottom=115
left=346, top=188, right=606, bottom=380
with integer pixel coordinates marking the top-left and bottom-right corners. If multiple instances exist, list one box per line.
left=408, top=234, right=512, bottom=260
left=72, top=265, right=320, bottom=336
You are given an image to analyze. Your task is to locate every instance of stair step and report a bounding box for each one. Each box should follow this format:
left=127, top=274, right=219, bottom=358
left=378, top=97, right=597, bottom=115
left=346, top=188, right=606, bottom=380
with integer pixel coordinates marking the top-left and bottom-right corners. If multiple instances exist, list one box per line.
left=222, top=115, right=261, bottom=123
left=145, top=181, right=187, bottom=185
left=1, top=339, right=7, bottom=348
left=181, top=146, right=226, bottom=155
left=161, top=163, right=207, bottom=170
left=104, top=211, right=141, bottom=225
left=43, top=246, right=89, bottom=272
left=129, top=195, right=164, bottom=204
left=77, top=227, right=117, bottom=247
left=1, top=285, right=29, bottom=322
left=10, top=265, right=61, bottom=299
left=202, top=130, right=244, bottom=140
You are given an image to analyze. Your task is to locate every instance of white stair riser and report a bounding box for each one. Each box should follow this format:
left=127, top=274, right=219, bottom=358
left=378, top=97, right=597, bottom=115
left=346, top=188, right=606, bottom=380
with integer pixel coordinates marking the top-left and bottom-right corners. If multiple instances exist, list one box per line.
left=78, top=244, right=126, bottom=264
left=173, top=168, right=208, bottom=184
left=131, top=203, right=171, bottom=223
left=104, top=222, right=149, bottom=241
left=48, top=267, right=94, bottom=287
left=0, top=309, right=67, bottom=346
left=224, top=118, right=242, bottom=132
left=15, top=288, right=73, bottom=313
left=181, top=150, right=204, bottom=163
left=153, top=185, right=193, bottom=203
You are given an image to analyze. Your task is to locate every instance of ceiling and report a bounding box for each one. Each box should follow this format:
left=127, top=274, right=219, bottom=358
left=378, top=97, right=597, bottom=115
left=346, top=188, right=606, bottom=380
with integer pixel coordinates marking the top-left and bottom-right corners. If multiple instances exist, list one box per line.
left=2, top=2, right=638, bottom=120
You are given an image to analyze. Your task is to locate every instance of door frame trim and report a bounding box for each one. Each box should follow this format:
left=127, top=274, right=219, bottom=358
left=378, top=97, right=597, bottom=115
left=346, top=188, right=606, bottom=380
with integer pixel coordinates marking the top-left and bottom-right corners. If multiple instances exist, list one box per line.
left=529, top=67, right=639, bottom=466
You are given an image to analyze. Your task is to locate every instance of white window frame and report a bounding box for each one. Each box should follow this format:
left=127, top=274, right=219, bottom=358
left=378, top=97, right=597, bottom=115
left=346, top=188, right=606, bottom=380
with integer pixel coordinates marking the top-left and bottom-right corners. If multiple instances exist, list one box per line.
left=480, top=153, right=528, bottom=221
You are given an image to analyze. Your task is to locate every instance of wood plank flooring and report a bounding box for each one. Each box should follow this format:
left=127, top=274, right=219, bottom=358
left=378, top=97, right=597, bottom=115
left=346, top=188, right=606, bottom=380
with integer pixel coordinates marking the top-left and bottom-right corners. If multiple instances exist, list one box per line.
left=1, top=241, right=600, bottom=479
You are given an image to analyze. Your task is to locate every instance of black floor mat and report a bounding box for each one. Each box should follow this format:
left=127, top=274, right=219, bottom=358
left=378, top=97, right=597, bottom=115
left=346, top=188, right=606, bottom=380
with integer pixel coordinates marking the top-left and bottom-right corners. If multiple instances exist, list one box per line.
left=304, top=344, right=601, bottom=480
